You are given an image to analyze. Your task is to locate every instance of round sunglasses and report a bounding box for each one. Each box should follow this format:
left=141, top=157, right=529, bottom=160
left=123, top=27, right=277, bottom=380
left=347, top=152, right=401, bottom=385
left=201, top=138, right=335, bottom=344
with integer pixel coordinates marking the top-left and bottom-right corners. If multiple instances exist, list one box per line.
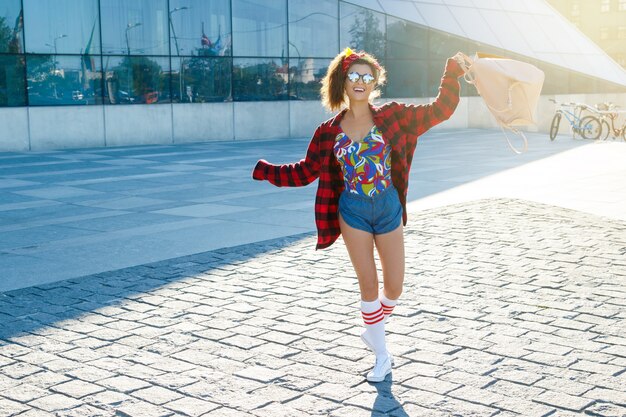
left=347, top=71, right=376, bottom=85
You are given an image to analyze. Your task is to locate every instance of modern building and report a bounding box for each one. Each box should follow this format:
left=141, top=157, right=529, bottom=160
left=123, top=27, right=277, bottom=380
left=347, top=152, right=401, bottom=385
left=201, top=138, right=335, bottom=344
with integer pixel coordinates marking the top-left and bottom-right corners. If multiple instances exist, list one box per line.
left=1, top=0, right=626, bottom=151
left=546, top=0, right=626, bottom=69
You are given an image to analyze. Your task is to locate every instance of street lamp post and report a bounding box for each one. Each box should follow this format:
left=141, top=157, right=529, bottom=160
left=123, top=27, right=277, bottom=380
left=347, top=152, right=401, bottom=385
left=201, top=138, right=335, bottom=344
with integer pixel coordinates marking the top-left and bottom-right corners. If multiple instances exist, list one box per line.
left=125, top=22, right=142, bottom=55
left=169, top=6, right=189, bottom=102
left=45, top=34, right=67, bottom=99
left=125, top=23, right=141, bottom=102
left=45, top=34, right=68, bottom=55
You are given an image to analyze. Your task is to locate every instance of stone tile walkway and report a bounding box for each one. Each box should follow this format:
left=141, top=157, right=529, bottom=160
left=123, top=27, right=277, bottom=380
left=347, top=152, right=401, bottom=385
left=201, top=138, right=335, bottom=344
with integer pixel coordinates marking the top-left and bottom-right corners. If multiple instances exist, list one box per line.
left=1, top=198, right=625, bottom=416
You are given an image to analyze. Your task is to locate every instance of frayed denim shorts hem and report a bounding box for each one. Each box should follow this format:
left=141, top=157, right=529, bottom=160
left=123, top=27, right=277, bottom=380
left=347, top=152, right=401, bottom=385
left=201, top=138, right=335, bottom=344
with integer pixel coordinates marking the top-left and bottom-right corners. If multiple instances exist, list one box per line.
left=338, top=185, right=403, bottom=235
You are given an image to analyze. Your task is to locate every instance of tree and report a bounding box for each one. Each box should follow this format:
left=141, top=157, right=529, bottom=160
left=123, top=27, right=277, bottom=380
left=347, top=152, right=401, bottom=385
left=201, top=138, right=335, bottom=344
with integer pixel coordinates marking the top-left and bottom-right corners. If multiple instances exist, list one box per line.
left=348, top=9, right=385, bottom=60
left=0, top=17, right=11, bottom=52
left=111, top=56, right=164, bottom=103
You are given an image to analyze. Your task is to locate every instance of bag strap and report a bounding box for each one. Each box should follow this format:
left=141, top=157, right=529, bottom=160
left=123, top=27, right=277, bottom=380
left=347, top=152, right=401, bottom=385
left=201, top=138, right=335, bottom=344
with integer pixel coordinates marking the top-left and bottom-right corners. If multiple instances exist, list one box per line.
left=499, top=125, right=528, bottom=155
left=455, top=52, right=475, bottom=84
left=455, top=52, right=529, bottom=155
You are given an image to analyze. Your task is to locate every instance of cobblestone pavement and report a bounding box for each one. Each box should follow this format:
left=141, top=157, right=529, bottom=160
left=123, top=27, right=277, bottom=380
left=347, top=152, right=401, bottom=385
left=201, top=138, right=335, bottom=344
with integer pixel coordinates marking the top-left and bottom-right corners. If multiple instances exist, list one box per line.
left=1, top=198, right=625, bottom=417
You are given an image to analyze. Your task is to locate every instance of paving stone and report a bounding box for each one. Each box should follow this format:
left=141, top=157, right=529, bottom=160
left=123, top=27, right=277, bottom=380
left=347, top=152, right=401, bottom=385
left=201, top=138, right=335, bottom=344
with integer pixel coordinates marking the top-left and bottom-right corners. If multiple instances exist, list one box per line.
left=164, top=396, right=221, bottom=416
left=534, top=390, right=595, bottom=411
left=234, top=365, right=286, bottom=383
left=27, top=393, right=83, bottom=412
left=583, top=387, right=626, bottom=405
left=51, top=379, right=106, bottom=399
left=0, top=382, right=49, bottom=403
left=0, top=397, right=30, bottom=416
left=570, top=359, right=624, bottom=376
left=401, top=375, right=461, bottom=395
left=585, top=401, right=626, bottom=417
left=116, top=400, right=174, bottom=417
left=96, top=376, right=151, bottom=393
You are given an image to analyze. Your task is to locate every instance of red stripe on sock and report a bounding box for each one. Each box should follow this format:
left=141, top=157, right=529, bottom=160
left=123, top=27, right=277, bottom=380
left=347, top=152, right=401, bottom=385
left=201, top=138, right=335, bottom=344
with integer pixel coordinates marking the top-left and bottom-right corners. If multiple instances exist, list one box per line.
left=363, top=315, right=385, bottom=325
left=381, top=302, right=395, bottom=316
left=361, top=306, right=383, bottom=318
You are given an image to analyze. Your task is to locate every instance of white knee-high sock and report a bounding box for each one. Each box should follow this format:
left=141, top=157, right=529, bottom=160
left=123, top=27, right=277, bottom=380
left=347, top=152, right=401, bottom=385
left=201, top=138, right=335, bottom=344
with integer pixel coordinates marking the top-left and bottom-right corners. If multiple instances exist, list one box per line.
left=361, top=299, right=387, bottom=359
left=380, top=293, right=398, bottom=321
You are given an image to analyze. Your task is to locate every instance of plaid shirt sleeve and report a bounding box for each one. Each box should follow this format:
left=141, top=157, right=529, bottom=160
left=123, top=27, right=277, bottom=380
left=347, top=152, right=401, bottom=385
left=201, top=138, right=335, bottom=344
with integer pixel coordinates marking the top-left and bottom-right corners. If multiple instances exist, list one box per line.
left=252, top=126, right=321, bottom=187
left=398, top=58, right=464, bottom=136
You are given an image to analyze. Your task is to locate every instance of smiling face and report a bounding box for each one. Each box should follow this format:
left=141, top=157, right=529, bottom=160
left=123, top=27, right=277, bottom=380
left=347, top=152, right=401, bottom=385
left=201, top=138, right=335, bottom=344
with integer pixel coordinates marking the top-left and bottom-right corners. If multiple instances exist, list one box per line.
left=344, top=63, right=376, bottom=105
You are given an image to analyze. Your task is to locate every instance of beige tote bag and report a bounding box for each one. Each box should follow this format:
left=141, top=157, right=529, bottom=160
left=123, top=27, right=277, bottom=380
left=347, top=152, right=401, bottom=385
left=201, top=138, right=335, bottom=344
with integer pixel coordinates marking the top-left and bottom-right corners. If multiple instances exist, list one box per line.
left=458, top=52, right=545, bottom=153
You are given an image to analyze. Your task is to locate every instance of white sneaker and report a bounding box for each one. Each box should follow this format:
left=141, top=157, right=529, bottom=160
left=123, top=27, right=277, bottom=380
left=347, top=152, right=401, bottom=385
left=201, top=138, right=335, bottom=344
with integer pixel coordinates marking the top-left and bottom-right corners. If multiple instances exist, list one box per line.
left=360, top=329, right=394, bottom=365
left=366, top=354, right=392, bottom=383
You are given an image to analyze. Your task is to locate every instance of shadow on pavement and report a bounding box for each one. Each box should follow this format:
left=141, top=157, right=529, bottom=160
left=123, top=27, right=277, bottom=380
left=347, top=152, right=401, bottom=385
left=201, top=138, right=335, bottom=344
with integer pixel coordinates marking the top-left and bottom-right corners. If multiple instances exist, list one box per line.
left=370, top=373, right=408, bottom=416
left=0, top=232, right=312, bottom=342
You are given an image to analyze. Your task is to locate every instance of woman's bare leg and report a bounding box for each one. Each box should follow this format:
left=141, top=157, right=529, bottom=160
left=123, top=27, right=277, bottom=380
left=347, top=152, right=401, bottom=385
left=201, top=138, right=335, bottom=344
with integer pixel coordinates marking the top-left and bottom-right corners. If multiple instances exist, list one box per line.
left=338, top=214, right=378, bottom=301
left=374, top=224, right=405, bottom=301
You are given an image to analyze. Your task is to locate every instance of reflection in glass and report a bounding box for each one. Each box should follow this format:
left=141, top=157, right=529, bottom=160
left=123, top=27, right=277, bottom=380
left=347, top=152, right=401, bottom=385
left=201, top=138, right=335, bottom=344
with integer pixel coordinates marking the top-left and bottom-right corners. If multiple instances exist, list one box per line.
left=100, top=0, right=168, bottom=55
left=0, top=55, right=26, bottom=106
left=429, top=29, right=468, bottom=60
left=288, top=58, right=329, bottom=100
left=103, top=56, right=169, bottom=104
left=289, top=0, right=338, bottom=58
left=27, top=55, right=102, bottom=105
left=23, top=0, right=100, bottom=54
left=340, top=3, right=385, bottom=61
left=233, top=58, right=288, bottom=101
left=385, top=60, right=428, bottom=98
left=169, top=0, right=231, bottom=57
left=387, top=17, right=428, bottom=59
left=172, top=57, right=231, bottom=102
left=0, top=0, right=23, bottom=53
left=232, top=0, right=287, bottom=57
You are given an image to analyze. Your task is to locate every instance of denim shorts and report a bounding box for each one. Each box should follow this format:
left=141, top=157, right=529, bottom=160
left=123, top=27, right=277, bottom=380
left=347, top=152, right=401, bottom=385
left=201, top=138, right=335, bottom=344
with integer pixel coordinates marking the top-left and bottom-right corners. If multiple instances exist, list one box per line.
left=338, top=185, right=403, bottom=235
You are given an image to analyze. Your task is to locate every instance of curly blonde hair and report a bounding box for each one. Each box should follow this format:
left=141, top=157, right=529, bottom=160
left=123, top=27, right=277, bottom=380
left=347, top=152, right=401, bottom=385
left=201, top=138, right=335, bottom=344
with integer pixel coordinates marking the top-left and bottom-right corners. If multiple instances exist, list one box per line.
left=320, top=50, right=386, bottom=112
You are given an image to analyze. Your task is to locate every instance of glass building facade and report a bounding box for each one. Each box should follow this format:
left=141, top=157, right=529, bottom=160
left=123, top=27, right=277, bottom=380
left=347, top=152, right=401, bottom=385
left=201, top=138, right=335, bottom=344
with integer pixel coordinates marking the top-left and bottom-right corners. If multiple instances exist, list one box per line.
left=1, top=0, right=625, bottom=109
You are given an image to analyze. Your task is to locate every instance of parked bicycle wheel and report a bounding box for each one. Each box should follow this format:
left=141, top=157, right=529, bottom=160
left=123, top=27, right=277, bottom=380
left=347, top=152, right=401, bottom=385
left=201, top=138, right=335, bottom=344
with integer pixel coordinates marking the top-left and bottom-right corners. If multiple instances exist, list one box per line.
left=599, top=119, right=610, bottom=140
left=549, top=112, right=561, bottom=141
left=580, top=116, right=602, bottom=140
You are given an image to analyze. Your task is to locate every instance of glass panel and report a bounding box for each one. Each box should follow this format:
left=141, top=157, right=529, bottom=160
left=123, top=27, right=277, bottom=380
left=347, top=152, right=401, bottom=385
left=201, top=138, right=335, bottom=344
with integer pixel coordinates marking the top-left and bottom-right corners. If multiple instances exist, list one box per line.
left=23, top=0, right=100, bottom=54
left=103, top=56, right=169, bottom=104
left=426, top=57, right=477, bottom=98
left=429, top=29, right=468, bottom=60
left=385, top=60, right=428, bottom=98
left=416, top=3, right=464, bottom=37
left=569, top=72, right=598, bottom=94
left=232, top=58, right=288, bottom=101
left=0, top=55, right=26, bottom=106
left=100, top=0, right=168, bottom=55
left=380, top=0, right=425, bottom=26
left=288, top=58, right=329, bottom=100
left=27, top=55, right=103, bottom=105
left=169, top=0, right=231, bottom=57
left=446, top=6, right=498, bottom=49
left=387, top=17, right=428, bottom=60
left=340, top=2, right=385, bottom=61
left=289, top=0, right=338, bottom=58
left=171, top=57, right=231, bottom=102
left=0, top=0, right=23, bottom=53
left=479, top=10, right=533, bottom=57
left=232, top=0, right=287, bottom=57
left=539, top=65, right=569, bottom=95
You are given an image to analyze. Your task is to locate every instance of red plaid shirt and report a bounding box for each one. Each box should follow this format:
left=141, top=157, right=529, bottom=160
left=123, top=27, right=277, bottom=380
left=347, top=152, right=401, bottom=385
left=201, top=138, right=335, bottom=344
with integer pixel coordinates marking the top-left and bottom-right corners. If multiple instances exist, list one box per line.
left=253, top=58, right=464, bottom=249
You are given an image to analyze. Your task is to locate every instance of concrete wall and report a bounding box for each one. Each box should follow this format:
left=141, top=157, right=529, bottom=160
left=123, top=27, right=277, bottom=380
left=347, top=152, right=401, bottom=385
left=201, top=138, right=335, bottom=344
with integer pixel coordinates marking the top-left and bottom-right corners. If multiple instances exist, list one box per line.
left=2, top=93, right=625, bottom=151
left=0, top=108, right=29, bottom=151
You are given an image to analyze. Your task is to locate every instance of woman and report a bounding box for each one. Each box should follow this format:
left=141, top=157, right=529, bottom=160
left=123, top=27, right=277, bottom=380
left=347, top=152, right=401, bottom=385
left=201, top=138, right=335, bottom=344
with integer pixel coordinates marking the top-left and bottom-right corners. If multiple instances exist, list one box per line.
left=252, top=47, right=465, bottom=382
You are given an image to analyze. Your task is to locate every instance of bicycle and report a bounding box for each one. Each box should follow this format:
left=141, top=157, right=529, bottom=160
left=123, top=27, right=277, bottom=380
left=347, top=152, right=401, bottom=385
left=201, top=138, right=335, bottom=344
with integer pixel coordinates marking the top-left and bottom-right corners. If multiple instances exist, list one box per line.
left=594, top=102, right=626, bottom=141
left=549, top=99, right=602, bottom=141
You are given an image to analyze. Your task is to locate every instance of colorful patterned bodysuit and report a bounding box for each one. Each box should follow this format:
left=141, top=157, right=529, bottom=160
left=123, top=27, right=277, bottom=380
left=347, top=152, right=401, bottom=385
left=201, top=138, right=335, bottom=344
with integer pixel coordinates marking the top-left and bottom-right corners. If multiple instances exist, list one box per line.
left=334, top=125, right=392, bottom=197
